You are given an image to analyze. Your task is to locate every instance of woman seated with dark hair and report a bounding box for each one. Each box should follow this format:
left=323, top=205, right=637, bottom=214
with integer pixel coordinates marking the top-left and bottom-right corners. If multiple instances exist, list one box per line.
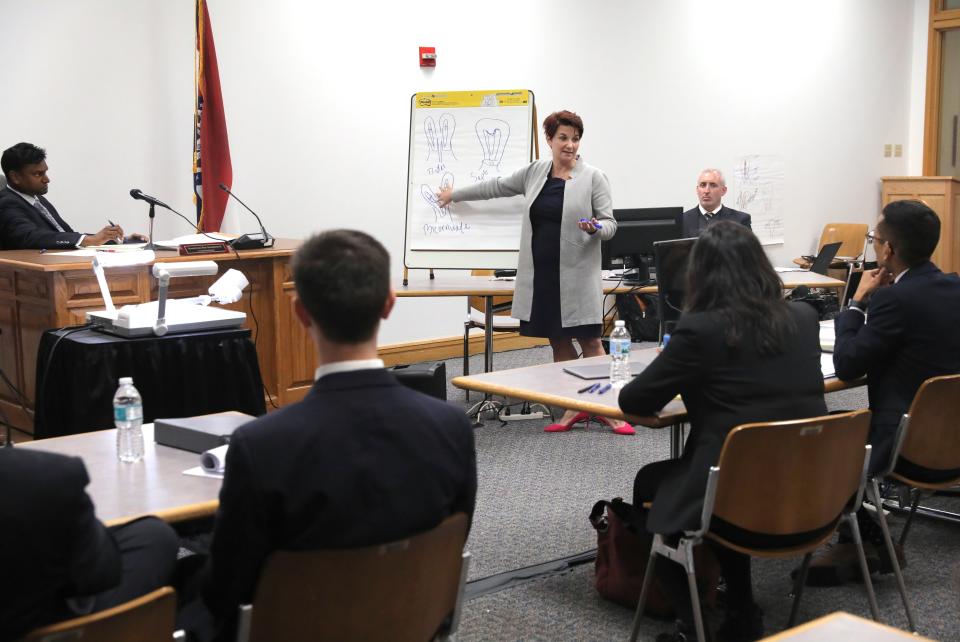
left=618, top=221, right=827, bottom=642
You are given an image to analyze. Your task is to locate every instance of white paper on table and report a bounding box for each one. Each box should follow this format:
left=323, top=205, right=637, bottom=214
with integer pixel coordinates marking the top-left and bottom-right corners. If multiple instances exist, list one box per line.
left=183, top=466, right=224, bottom=479
left=820, top=353, right=836, bottom=379
left=774, top=266, right=805, bottom=273
left=819, top=321, right=835, bottom=353
left=200, top=444, right=230, bottom=474
left=154, top=232, right=236, bottom=247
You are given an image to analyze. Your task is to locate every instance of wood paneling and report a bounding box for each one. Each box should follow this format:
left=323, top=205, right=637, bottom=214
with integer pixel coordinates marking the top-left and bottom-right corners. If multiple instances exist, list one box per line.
left=881, top=176, right=960, bottom=273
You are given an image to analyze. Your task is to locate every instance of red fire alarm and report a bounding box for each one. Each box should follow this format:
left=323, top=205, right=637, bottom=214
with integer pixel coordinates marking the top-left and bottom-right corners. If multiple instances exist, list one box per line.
left=419, top=46, right=437, bottom=68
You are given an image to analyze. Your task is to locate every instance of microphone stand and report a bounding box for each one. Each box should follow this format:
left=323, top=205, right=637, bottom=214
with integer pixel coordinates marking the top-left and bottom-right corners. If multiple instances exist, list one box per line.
left=145, top=202, right=157, bottom=250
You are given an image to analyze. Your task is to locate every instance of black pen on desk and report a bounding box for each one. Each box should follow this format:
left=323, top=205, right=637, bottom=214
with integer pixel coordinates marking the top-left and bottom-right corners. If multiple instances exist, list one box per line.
left=596, top=383, right=612, bottom=395
left=577, top=383, right=596, bottom=394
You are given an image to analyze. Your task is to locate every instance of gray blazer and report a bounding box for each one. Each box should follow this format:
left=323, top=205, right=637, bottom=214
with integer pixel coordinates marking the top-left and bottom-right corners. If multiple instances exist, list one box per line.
left=452, top=158, right=615, bottom=327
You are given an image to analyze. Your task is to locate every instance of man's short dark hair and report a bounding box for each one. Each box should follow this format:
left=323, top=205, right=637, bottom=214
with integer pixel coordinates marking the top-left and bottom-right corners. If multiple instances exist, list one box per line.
left=1, top=143, right=46, bottom=178
left=291, top=229, right=391, bottom=343
left=879, top=199, right=940, bottom=267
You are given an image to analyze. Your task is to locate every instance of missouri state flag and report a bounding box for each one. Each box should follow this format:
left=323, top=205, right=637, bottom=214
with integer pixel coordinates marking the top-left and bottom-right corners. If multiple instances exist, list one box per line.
left=193, top=0, right=232, bottom=232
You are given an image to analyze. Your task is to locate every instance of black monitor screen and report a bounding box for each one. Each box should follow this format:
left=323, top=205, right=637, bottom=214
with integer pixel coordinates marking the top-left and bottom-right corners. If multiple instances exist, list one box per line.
left=601, top=207, right=683, bottom=278
left=653, top=237, right=697, bottom=330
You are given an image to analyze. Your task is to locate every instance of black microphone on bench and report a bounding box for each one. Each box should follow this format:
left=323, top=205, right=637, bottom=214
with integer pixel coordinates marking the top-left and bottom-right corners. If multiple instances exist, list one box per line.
left=218, top=183, right=274, bottom=250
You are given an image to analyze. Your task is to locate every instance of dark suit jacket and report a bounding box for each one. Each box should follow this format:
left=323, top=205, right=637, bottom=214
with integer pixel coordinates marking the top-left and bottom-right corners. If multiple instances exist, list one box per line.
left=0, top=449, right=121, bottom=639
left=679, top=205, right=752, bottom=238
left=202, top=367, right=477, bottom=632
left=0, top=187, right=82, bottom=249
left=618, top=303, right=826, bottom=534
left=833, top=261, right=960, bottom=472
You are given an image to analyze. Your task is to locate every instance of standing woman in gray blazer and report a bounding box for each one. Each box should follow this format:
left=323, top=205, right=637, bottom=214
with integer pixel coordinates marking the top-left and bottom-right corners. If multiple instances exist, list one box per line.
left=438, top=110, right=633, bottom=434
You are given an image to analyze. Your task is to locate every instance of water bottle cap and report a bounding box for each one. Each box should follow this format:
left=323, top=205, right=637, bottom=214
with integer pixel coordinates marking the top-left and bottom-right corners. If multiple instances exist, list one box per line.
left=119, top=377, right=133, bottom=385
left=614, top=320, right=625, bottom=327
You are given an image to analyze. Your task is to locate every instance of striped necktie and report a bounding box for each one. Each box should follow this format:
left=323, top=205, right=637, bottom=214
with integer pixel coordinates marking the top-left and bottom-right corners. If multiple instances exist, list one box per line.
left=34, top=198, right=65, bottom=233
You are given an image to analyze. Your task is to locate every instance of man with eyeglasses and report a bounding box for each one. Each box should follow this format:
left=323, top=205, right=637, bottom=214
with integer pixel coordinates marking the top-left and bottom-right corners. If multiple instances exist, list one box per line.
left=801, top=199, right=960, bottom=586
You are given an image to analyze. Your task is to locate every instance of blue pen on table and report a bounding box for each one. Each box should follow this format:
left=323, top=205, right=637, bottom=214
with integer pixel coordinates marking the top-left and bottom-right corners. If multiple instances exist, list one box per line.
left=596, top=383, right=612, bottom=395
left=579, top=217, right=602, bottom=229
left=577, top=383, right=596, bottom=393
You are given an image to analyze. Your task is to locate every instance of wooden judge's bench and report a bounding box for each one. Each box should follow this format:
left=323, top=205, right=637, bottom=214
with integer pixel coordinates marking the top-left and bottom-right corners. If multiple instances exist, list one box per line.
left=0, top=239, right=316, bottom=436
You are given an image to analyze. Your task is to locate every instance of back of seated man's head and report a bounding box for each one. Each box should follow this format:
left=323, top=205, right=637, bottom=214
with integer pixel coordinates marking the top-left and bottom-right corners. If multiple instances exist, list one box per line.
left=291, top=229, right=390, bottom=343
left=1, top=142, right=46, bottom=179
left=878, top=199, right=940, bottom=268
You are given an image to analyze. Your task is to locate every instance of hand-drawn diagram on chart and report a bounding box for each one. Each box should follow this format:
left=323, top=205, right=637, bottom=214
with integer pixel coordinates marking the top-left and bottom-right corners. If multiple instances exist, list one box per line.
left=472, top=118, right=510, bottom=181
left=424, top=113, right=457, bottom=176
left=731, top=154, right=784, bottom=246
left=407, top=90, right=532, bottom=252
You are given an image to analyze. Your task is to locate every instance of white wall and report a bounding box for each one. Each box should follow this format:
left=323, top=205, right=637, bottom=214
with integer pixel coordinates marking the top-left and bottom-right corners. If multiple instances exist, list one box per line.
left=0, top=0, right=923, bottom=344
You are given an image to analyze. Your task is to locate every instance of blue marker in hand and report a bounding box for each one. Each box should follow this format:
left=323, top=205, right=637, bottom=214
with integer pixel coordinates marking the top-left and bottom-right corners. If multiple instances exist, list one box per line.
left=579, top=217, right=602, bottom=229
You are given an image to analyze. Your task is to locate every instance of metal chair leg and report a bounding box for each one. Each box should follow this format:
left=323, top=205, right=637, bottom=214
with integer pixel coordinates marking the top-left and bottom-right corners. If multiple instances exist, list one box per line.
left=463, top=322, right=471, bottom=401
left=629, top=541, right=661, bottom=642
left=898, top=490, right=921, bottom=548
left=847, top=513, right=881, bottom=622
left=869, top=479, right=916, bottom=632
left=683, top=540, right=707, bottom=642
left=787, top=552, right=812, bottom=627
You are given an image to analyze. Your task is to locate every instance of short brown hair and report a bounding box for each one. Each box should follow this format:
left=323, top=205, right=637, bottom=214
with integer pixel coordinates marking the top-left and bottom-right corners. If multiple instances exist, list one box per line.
left=542, top=110, right=584, bottom=139
left=291, top=229, right=390, bottom=343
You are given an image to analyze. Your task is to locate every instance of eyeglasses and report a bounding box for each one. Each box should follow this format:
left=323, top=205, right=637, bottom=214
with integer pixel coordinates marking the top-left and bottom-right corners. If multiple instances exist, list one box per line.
left=866, top=230, right=885, bottom=245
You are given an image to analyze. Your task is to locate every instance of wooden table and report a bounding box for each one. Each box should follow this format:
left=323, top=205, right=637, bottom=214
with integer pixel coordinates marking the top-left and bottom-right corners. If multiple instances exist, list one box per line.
left=452, top=349, right=859, bottom=457
left=19, top=424, right=221, bottom=526
left=0, top=240, right=315, bottom=435
left=761, top=612, right=930, bottom=641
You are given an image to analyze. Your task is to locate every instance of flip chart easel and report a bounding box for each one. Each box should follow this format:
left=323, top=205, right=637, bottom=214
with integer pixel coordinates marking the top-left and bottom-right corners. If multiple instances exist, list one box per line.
left=403, top=89, right=537, bottom=284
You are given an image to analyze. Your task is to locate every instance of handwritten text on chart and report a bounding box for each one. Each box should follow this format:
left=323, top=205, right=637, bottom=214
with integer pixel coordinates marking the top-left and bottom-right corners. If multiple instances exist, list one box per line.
left=423, top=220, right=470, bottom=235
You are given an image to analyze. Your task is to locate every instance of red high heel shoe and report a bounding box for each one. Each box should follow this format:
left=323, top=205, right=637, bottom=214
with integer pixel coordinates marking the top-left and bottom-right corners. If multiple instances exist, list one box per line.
left=594, top=415, right=636, bottom=435
left=544, top=411, right=591, bottom=433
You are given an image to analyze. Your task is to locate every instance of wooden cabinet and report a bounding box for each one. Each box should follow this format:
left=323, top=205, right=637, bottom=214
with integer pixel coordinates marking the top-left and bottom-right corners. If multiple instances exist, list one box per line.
left=0, top=240, right=314, bottom=435
left=881, top=176, right=960, bottom=273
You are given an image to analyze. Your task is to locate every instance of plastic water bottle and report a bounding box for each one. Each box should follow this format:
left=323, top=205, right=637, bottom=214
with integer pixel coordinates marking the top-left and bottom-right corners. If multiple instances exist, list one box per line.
left=609, top=320, right=632, bottom=389
left=114, top=377, right=144, bottom=463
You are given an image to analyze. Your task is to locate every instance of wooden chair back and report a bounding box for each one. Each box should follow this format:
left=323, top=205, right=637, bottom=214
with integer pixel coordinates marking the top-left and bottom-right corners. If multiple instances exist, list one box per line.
left=468, top=269, right=512, bottom=315
left=895, top=374, right=960, bottom=476
left=244, top=513, right=469, bottom=642
left=711, top=410, right=871, bottom=539
left=20, top=587, right=176, bottom=642
left=819, top=223, right=869, bottom=259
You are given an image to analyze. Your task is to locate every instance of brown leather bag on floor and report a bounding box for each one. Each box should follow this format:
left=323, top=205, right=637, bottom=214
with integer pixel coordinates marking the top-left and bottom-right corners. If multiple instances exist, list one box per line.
left=590, top=498, right=720, bottom=619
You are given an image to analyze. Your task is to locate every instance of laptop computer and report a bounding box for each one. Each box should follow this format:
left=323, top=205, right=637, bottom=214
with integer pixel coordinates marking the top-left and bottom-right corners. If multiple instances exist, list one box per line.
left=807, top=241, right=843, bottom=275
left=563, top=361, right=648, bottom=380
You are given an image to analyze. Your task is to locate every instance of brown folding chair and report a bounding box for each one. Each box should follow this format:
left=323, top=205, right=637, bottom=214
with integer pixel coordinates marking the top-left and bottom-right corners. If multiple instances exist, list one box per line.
left=793, top=222, right=869, bottom=269
left=866, top=374, right=960, bottom=633
left=20, top=586, right=179, bottom=642
left=629, top=410, right=877, bottom=642
left=236, top=513, right=471, bottom=642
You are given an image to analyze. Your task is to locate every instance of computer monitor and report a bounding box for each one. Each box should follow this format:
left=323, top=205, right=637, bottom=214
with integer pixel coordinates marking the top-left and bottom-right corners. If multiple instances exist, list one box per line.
left=653, top=237, right=697, bottom=338
left=601, top=207, right=683, bottom=283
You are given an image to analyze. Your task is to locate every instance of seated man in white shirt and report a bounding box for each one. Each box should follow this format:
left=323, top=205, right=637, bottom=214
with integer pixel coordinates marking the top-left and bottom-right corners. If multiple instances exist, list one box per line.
left=678, top=168, right=752, bottom=238
left=188, top=229, right=477, bottom=641
left=0, top=142, right=141, bottom=249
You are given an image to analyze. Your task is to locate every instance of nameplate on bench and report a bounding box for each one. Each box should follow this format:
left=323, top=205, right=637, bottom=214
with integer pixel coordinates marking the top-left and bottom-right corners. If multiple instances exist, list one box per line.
left=179, top=242, right=230, bottom=256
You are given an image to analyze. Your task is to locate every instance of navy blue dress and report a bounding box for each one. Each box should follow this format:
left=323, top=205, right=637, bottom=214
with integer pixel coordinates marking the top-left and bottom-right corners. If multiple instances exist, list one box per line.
left=520, top=175, right=602, bottom=339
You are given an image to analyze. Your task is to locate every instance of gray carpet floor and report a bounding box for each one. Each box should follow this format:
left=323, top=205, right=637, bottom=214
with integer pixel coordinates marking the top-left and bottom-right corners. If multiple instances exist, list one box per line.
left=436, top=345, right=959, bottom=641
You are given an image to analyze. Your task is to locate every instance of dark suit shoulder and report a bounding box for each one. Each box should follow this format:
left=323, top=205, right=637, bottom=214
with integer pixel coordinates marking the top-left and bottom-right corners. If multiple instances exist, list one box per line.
left=0, top=448, right=88, bottom=486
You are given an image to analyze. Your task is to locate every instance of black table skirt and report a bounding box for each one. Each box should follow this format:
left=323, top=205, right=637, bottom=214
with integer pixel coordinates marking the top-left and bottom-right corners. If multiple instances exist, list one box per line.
left=34, top=326, right=266, bottom=439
